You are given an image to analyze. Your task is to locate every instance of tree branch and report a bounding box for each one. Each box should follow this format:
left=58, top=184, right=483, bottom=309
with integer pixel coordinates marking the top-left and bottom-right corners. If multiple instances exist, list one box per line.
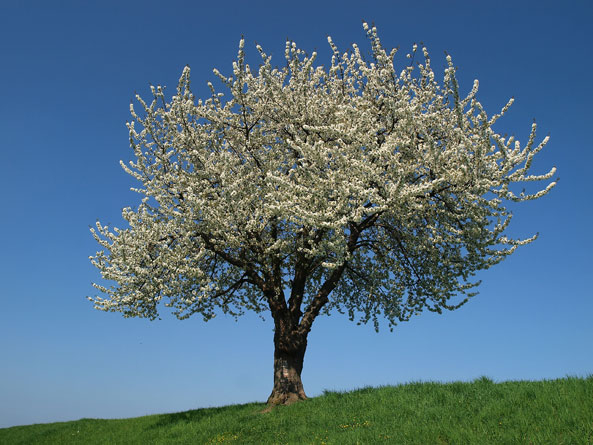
left=296, top=217, right=373, bottom=336
left=198, top=231, right=266, bottom=291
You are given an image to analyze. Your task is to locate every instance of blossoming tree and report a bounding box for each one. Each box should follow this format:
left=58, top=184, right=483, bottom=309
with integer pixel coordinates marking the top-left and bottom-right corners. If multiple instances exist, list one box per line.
left=90, top=24, right=556, bottom=405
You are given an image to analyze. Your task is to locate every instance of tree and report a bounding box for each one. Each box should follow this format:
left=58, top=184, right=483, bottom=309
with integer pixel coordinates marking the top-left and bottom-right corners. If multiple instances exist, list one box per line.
left=89, top=23, right=556, bottom=406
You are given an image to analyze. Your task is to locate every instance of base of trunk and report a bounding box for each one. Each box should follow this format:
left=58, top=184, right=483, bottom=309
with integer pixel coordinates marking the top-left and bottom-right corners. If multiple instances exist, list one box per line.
left=266, top=387, right=307, bottom=406
left=267, top=342, right=308, bottom=406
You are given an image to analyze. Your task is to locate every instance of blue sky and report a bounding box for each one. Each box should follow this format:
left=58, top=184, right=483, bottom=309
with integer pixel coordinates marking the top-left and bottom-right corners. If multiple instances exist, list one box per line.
left=1, top=0, right=591, bottom=429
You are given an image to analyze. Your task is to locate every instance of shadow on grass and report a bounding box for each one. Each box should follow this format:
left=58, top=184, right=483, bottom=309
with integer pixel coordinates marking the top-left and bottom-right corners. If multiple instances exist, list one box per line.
left=147, top=402, right=264, bottom=430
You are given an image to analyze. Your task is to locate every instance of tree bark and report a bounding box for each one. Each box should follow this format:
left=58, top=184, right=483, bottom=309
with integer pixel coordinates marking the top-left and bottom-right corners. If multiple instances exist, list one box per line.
left=266, top=329, right=308, bottom=406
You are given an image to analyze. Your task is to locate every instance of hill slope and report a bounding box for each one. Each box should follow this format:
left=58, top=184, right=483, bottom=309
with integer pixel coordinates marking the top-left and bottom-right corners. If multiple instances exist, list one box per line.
left=1, top=376, right=592, bottom=444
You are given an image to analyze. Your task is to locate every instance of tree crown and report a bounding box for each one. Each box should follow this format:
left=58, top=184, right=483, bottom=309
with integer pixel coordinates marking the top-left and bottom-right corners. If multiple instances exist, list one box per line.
left=90, top=24, right=555, bottom=330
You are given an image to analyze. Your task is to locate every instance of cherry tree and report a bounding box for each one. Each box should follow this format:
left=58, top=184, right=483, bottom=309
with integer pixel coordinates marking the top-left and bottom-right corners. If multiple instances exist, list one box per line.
left=90, top=23, right=556, bottom=405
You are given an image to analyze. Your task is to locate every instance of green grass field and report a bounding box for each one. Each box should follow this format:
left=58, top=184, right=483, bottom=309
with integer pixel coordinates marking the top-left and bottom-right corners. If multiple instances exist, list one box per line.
left=1, top=376, right=591, bottom=444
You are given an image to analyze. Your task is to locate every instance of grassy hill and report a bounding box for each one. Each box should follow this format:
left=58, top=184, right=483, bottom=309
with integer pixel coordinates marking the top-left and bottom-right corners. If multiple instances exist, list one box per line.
left=1, top=376, right=591, bottom=444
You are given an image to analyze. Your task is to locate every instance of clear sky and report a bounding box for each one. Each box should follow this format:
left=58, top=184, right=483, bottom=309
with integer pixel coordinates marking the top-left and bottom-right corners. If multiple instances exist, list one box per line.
left=1, top=0, right=591, bottom=429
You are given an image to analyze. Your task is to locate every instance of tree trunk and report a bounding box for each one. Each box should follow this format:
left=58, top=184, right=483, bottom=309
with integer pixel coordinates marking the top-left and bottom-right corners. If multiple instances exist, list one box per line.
left=266, top=332, right=308, bottom=406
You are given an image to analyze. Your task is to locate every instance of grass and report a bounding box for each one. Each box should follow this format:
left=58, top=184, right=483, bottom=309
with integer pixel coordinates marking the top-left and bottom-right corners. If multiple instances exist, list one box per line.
left=1, top=376, right=592, bottom=444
